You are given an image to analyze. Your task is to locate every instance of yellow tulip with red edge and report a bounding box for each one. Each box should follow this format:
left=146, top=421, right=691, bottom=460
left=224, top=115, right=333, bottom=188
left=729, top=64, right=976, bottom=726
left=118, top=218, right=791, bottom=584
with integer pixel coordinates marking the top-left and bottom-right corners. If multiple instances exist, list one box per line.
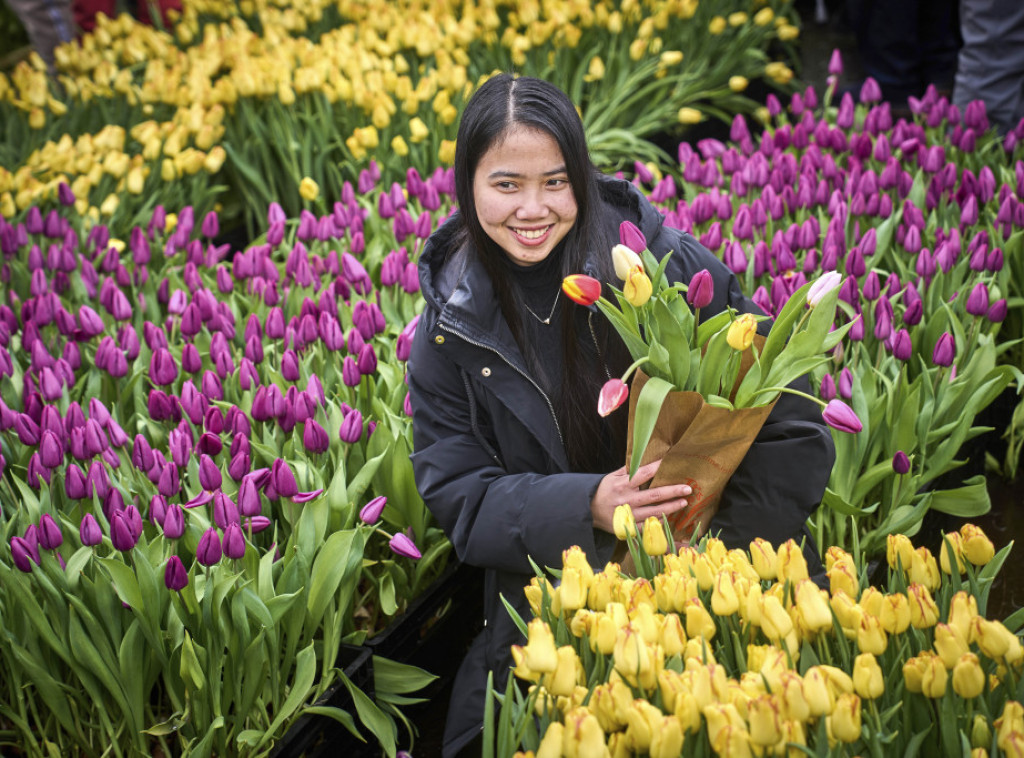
left=727, top=313, right=757, bottom=350
left=562, top=274, right=602, bottom=306
left=853, top=653, right=884, bottom=699
left=953, top=653, right=986, bottom=699
left=829, top=693, right=861, bottom=743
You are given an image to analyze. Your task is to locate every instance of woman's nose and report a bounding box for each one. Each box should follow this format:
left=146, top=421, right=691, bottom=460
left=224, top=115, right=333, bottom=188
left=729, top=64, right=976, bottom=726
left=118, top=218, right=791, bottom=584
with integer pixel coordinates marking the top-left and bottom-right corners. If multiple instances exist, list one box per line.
left=515, top=188, right=547, bottom=219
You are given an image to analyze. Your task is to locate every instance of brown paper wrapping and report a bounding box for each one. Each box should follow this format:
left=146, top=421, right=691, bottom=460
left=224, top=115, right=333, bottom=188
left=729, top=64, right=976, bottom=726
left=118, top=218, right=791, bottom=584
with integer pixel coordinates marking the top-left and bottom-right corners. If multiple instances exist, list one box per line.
left=623, top=335, right=775, bottom=543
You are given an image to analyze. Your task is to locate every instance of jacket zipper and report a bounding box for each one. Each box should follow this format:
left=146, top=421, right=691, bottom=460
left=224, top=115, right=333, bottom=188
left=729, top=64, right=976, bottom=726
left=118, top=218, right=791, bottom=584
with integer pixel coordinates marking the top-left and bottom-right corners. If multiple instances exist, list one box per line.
left=438, top=322, right=565, bottom=448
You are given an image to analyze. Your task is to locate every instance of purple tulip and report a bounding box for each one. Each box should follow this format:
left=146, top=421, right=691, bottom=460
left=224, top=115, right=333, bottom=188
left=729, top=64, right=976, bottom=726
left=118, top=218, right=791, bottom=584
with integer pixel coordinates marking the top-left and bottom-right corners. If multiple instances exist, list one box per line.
left=164, top=556, right=188, bottom=591
left=10, top=537, right=39, bottom=572
left=819, top=374, right=837, bottom=402
left=222, top=523, right=246, bottom=560
left=619, top=220, right=647, bottom=254
left=838, top=368, right=854, bottom=400
left=198, top=454, right=222, bottom=491
left=890, top=329, right=912, bottom=361
left=124, top=504, right=143, bottom=540
left=39, top=429, right=64, bottom=469
left=686, top=269, right=714, bottom=309
left=357, top=343, right=378, bottom=376
left=245, top=516, right=272, bottom=534
left=892, top=451, right=911, bottom=475
left=149, top=493, right=168, bottom=526
left=162, top=504, right=185, bottom=539
left=79, top=514, right=103, bottom=546
left=339, top=409, right=364, bottom=443
left=238, top=476, right=262, bottom=517
left=987, top=298, right=1008, bottom=323
left=389, top=533, right=422, bottom=560
left=933, top=333, right=955, bottom=367
left=110, top=511, right=137, bottom=552
left=213, top=491, right=239, bottom=529
left=270, top=458, right=299, bottom=499
left=150, top=348, right=179, bottom=386
left=859, top=77, right=882, bottom=103
left=822, top=399, right=863, bottom=434
left=38, top=513, right=63, bottom=550
left=27, top=453, right=51, bottom=487
left=965, top=282, right=990, bottom=316
left=302, top=419, right=330, bottom=454
left=196, top=528, right=222, bottom=566
left=360, top=496, right=387, bottom=525
left=65, top=462, right=88, bottom=499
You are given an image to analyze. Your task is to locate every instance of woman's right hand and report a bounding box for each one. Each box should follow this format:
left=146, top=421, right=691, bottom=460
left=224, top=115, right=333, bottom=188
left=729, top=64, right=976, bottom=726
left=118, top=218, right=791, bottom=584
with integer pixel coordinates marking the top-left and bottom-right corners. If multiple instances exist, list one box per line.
left=590, top=459, right=691, bottom=534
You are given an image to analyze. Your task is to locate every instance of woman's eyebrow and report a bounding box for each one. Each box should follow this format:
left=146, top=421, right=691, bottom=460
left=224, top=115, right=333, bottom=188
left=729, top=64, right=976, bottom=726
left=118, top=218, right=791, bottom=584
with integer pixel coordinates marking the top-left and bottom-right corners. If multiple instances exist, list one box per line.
left=487, top=166, right=568, bottom=180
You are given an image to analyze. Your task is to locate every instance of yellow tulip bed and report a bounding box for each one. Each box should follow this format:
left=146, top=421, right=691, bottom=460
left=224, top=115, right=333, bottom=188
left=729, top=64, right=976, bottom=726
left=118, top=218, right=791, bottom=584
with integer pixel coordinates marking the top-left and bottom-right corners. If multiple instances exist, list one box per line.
left=0, top=0, right=799, bottom=235
left=490, top=508, right=1022, bottom=757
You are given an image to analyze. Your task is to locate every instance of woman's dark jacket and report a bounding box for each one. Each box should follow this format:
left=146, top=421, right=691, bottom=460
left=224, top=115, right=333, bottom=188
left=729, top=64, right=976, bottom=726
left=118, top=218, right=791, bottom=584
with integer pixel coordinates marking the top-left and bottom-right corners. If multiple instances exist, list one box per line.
left=407, top=175, right=835, bottom=756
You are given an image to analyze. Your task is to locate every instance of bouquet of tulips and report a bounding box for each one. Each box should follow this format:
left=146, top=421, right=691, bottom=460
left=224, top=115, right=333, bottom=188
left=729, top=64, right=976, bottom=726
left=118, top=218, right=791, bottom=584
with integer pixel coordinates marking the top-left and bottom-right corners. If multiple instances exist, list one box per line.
left=485, top=509, right=1022, bottom=757
left=561, top=224, right=858, bottom=540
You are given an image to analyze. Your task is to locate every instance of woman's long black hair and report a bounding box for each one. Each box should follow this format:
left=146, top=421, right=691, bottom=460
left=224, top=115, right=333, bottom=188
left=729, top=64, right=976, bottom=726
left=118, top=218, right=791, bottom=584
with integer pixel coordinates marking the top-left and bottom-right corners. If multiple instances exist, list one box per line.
left=453, top=74, right=627, bottom=473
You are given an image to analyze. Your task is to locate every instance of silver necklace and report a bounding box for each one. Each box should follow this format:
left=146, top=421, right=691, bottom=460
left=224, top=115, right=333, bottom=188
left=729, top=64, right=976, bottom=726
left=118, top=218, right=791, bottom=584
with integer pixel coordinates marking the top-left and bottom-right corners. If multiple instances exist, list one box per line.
left=523, top=289, right=561, bottom=325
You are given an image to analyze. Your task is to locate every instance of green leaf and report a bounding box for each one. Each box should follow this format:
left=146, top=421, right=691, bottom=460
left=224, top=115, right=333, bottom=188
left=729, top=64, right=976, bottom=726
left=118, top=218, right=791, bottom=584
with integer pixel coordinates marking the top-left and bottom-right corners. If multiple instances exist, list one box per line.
left=373, top=656, right=438, bottom=695
left=629, top=375, right=674, bottom=477
left=927, top=475, right=991, bottom=517
left=256, top=642, right=318, bottom=749
left=378, top=571, right=398, bottom=616
left=341, top=669, right=397, bottom=757
left=299, top=706, right=361, bottom=739
left=306, top=529, right=363, bottom=628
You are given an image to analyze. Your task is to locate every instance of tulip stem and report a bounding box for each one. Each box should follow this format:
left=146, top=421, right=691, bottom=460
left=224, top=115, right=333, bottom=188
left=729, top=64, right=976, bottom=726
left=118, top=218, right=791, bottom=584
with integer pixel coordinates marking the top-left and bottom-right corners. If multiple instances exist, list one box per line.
left=618, top=356, right=652, bottom=384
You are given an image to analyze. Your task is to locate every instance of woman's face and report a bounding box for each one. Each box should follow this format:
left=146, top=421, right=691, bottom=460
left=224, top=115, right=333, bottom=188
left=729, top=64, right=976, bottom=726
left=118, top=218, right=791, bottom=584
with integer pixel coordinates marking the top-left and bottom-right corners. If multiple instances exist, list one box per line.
left=472, top=126, right=578, bottom=267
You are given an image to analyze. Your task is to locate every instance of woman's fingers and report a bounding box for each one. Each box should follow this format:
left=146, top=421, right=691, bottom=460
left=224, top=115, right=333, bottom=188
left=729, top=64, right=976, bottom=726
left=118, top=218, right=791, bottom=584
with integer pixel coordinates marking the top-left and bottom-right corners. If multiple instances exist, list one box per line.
left=632, top=499, right=687, bottom=522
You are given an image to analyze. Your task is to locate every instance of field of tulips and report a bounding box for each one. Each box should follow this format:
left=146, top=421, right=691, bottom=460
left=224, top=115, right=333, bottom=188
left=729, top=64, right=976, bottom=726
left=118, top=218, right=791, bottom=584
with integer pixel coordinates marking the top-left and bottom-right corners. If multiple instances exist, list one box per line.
left=2, top=0, right=1024, bottom=754
left=489, top=510, right=1023, bottom=757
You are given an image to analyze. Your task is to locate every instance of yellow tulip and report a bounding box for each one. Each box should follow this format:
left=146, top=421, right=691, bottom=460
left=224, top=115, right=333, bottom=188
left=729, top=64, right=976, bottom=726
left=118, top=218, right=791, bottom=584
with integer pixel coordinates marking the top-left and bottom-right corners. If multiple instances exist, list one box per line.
left=953, top=653, right=986, bottom=699
left=996, top=702, right=1024, bottom=750
left=852, top=653, right=884, bottom=699
left=828, top=560, right=859, bottom=599
left=660, top=613, right=686, bottom=657
left=559, top=566, right=589, bottom=611
left=921, top=653, right=948, bottom=697
left=747, top=694, right=782, bottom=747
left=711, top=570, right=740, bottom=617
left=544, top=646, right=581, bottom=697
left=883, top=510, right=909, bottom=570
left=204, top=146, right=226, bottom=174
left=754, top=7, right=774, bottom=25
left=961, top=524, right=996, bottom=566
left=878, top=593, right=911, bottom=635
left=776, top=540, right=809, bottom=584
left=587, top=567, right=618, bottom=612
left=613, top=624, right=651, bottom=686
left=523, top=619, right=558, bottom=673
left=126, top=166, right=145, bottom=195
left=778, top=670, right=810, bottom=722
left=641, top=515, right=668, bottom=556
left=708, top=15, right=727, bottom=34
left=778, top=24, right=800, bottom=41
left=649, top=715, right=683, bottom=758
left=934, top=622, right=970, bottom=669
left=299, top=177, right=320, bottom=202
left=948, top=591, right=979, bottom=640
left=759, top=595, right=794, bottom=641
left=726, top=313, right=757, bottom=351
left=588, top=684, right=623, bottom=733
left=623, top=699, right=661, bottom=752
left=749, top=538, right=777, bottom=580
left=857, top=613, right=888, bottom=655
left=971, top=617, right=1014, bottom=661
left=972, top=714, right=992, bottom=749
left=794, top=579, right=832, bottom=632
left=729, top=76, right=749, bottom=92
left=29, top=108, right=46, bottom=129
left=439, top=139, right=456, bottom=165
left=939, top=531, right=967, bottom=574
left=684, top=597, right=716, bottom=641
left=511, top=645, right=540, bottom=683
left=909, top=547, right=940, bottom=590
left=678, top=107, right=703, bottom=124
left=99, top=193, right=119, bottom=216
left=802, top=666, right=834, bottom=716
left=623, top=265, right=653, bottom=307
left=907, top=583, right=940, bottom=629
left=583, top=55, right=605, bottom=82
left=828, top=693, right=861, bottom=743
left=408, top=117, right=429, bottom=144
left=613, top=504, right=637, bottom=540
left=536, top=721, right=564, bottom=758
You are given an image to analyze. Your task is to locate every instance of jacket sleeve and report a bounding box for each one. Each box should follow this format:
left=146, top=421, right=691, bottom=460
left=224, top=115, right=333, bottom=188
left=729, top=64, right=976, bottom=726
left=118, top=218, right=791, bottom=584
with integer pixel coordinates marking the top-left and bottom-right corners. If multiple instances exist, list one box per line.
left=407, top=319, right=610, bottom=575
left=655, top=227, right=836, bottom=554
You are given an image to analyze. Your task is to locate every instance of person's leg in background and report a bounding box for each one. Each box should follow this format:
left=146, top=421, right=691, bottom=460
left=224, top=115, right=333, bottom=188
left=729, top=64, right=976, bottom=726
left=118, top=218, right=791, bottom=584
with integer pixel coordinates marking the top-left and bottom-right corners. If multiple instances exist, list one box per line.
left=6, top=0, right=75, bottom=72
left=954, top=0, right=1024, bottom=134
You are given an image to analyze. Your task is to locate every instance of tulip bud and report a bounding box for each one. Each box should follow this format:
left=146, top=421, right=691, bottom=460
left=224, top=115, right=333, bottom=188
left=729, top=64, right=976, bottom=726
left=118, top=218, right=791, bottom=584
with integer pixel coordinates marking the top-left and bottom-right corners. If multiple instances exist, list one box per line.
left=613, top=504, right=637, bottom=540
left=686, top=269, right=714, bottom=308
left=165, top=555, right=188, bottom=591
left=110, top=511, right=137, bottom=552
left=961, top=524, right=995, bottom=566
left=79, top=513, right=103, bottom=546
left=619, top=220, right=647, bottom=254
left=196, top=527, right=222, bottom=566
left=952, top=653, right=986, bottom=699
left=359, top=495, right=387, bottom=524
left=524, top=619, right=558, bottom=673
left=38, top=513, right=63, bottom=550
left=597, top=379, right=628, bottom=417
left=162, top=504, right=185, bottom=539
left=807, top=270, right=842, bottom=307
left=726, top=313, right=757, bottom=351
left=389, top=532, right=421, bottom=559
left=829, top=693, right=862, bottom=742
left=932, top=332, right=955, bottom=367
left=892, top=451, right=911, bottom=475
left=562, top=274, right=602, bottom=306
left=222, top=523, right=246, bottom=560
left=10, top=536, right=39, bottom=572
left=822, top=399, right=862, bottom=433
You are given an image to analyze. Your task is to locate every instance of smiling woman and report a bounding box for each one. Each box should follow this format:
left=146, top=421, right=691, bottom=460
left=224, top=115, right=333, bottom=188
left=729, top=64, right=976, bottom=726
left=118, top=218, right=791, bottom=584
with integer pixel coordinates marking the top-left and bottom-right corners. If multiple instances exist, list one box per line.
left=406, top=73, right=835, bottom=758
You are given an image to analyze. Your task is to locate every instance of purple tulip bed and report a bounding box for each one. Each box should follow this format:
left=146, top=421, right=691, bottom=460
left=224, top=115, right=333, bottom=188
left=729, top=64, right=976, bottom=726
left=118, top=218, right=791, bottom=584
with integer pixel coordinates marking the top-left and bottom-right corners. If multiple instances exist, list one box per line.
left=2, top=69, right=1024, bottom=757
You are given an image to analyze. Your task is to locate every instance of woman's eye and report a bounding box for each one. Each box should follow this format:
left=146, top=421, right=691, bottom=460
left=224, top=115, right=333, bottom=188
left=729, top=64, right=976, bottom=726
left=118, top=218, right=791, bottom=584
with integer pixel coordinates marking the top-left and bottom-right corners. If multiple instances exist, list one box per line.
left=547, top=178, right=569, bottom=188
left=496, top=181, right=516, bottom=190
